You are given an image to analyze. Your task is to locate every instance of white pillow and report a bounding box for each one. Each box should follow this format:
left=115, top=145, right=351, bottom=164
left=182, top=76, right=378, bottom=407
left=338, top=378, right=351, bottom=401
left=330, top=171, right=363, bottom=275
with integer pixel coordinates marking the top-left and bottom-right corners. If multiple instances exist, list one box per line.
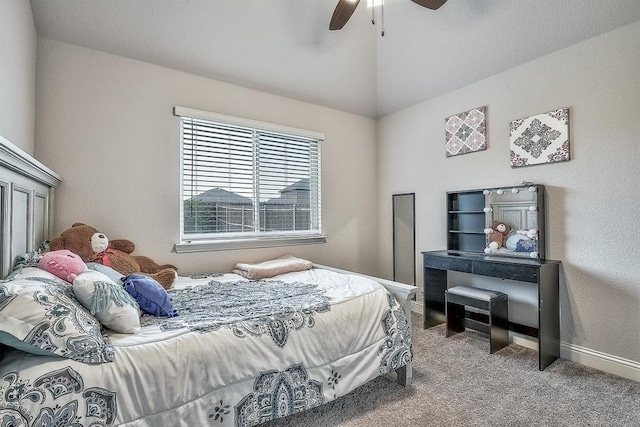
left=73, top=270, right=141, bottom=334
left=232, top=255, right=313, bottom=279
left=0, top=273, right=114, bottom=364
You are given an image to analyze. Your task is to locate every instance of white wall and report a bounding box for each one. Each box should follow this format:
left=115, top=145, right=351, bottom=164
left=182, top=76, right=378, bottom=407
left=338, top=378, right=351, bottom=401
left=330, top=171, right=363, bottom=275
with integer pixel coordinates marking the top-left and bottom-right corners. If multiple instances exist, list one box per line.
left=378, top=22, right=640, bottom=368
left=0, top=0, right=37, bottom=154
left=34, top=39, right=379, bottom=276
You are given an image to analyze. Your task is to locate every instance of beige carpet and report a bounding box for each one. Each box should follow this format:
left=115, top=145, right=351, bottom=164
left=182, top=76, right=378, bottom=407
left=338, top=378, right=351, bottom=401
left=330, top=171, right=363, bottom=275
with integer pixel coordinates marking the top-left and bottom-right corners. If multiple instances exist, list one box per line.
left=263, top=313, right=640, bottom=426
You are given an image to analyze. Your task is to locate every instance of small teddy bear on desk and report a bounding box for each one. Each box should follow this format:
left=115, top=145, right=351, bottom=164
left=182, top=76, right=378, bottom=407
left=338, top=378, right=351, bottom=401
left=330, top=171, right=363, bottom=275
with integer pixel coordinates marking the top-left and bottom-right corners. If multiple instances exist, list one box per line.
left=485, top=220, right=512, bottom=252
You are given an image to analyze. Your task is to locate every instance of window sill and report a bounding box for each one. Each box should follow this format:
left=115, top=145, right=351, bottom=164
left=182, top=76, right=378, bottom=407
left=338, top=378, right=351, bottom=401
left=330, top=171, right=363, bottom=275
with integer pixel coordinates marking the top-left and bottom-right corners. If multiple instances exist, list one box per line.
left=174, top=235, right=327, bottom=253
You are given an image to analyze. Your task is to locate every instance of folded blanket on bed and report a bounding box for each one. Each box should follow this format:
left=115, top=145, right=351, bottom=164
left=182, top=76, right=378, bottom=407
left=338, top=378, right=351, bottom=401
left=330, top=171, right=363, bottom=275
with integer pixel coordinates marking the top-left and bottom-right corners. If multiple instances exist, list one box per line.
left=232, top=255, right=312, bottom=279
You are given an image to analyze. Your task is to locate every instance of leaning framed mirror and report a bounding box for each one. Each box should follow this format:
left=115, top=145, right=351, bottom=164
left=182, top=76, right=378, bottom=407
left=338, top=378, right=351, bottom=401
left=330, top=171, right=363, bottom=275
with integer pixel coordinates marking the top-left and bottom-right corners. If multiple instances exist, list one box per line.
left=393, top=193, right=416, bottom=285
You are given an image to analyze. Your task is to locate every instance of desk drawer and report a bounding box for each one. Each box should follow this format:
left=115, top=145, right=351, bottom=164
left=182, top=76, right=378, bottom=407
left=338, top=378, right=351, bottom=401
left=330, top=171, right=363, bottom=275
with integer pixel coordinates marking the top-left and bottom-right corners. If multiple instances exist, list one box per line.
left=424, top=255, right=472, bottom=272
left=472, top=261, right=538, bottom=283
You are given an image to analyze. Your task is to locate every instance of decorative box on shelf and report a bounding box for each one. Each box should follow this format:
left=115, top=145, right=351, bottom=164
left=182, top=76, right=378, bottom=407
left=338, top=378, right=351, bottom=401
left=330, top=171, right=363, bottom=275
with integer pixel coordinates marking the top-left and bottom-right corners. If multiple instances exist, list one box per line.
left=446, top=184, right=546, bottom=260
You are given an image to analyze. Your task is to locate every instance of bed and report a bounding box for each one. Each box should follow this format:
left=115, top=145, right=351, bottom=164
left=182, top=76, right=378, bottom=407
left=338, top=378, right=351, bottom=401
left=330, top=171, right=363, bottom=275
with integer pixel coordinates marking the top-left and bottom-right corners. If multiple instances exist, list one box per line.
left=0, top=137, right=418, bottom=426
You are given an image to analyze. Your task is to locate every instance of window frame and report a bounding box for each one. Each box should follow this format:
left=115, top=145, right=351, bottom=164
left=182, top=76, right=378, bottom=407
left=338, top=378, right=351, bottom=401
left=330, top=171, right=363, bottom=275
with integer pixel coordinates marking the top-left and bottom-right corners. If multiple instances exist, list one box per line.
left=173, top=106, right=326, bottom=253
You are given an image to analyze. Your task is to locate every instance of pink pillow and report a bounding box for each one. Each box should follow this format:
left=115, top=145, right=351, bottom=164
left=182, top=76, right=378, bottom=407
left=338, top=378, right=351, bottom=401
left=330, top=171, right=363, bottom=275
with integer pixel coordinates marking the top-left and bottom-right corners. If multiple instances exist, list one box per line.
left=38, top=250, right=87, bottom=283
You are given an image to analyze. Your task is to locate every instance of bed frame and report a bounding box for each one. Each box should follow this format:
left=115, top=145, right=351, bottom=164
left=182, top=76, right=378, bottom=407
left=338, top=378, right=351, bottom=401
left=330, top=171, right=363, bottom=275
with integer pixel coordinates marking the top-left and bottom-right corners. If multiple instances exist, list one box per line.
left=0, top=135, right=417, bottom=388
left=0, top=136, right=61, bottom=279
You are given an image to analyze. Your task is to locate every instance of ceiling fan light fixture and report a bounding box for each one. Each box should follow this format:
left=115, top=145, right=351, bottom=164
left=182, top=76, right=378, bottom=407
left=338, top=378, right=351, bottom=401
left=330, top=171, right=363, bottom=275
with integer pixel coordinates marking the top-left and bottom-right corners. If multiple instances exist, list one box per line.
left=330, top=0, right=446, bottom=32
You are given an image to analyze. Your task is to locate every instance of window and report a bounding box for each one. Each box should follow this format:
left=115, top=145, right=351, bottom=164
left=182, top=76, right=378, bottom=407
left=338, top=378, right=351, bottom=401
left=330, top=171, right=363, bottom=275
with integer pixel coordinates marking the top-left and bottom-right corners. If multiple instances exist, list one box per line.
left=174, top=106, right=324, bottom=252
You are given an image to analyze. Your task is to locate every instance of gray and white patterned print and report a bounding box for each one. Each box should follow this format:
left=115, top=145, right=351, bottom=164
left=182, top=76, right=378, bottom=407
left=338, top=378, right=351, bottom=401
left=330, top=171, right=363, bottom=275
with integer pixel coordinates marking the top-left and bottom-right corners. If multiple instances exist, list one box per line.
left=141, top=280, right=332, bottom=348
left=0, top=367, right=117, bottom=426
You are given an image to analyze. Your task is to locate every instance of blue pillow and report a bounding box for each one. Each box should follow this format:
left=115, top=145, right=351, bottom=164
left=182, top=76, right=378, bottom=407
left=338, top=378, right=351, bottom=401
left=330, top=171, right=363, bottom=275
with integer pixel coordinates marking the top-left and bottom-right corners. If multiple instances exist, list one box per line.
left=514, top=237, right=536, bottom=252
left=122, top=274, right=178, bottom=317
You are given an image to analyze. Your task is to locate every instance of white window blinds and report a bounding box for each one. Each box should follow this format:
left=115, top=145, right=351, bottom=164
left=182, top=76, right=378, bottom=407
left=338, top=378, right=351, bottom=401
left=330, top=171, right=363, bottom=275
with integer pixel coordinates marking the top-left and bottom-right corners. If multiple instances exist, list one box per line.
left=175, top=107, right=322, bottom=243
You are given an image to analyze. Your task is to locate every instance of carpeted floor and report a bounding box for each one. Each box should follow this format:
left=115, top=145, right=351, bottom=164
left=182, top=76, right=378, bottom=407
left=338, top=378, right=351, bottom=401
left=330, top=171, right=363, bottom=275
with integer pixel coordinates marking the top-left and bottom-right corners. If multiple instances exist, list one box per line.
left=263, top=313, right=640, bottom=426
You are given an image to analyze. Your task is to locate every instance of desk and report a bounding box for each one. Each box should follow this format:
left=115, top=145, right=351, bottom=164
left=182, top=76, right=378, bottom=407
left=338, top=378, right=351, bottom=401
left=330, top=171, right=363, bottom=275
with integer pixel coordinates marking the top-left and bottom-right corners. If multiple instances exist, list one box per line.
left=422, top=250, right=560, bottom=371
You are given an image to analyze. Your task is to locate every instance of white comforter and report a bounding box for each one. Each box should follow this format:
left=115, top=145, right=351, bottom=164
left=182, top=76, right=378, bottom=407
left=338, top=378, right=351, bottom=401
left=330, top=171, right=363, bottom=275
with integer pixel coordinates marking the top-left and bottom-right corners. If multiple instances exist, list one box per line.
left=0, top=268, right=411, bottom=427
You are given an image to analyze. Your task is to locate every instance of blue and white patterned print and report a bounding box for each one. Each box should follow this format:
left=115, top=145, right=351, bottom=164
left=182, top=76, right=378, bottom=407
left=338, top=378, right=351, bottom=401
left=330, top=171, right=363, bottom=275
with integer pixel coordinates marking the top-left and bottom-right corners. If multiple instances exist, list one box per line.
left=0, top=277, right=114, bottom=364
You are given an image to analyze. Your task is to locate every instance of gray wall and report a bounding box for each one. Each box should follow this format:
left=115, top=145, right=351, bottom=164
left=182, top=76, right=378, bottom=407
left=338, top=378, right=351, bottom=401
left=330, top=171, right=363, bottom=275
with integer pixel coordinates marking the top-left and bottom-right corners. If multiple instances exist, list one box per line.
left=0, top=0, right=37, bottom=154
left=377, top=22, right=640, bottom=369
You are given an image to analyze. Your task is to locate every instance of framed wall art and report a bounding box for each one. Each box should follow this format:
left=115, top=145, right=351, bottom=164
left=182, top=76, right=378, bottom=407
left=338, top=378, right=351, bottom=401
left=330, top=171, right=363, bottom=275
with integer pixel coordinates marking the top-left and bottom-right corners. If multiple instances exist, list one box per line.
left=445, top=106, right=487, bottom=157
left=510, top=107, right=570, bottom=168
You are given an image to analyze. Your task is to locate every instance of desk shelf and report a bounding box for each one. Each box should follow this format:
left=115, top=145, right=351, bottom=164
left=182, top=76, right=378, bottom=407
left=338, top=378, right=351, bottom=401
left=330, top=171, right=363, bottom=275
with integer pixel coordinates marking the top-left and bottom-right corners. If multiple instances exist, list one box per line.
left=446, top=185, right=547, bottom=259
left=447, top=190, right=486, bottom=253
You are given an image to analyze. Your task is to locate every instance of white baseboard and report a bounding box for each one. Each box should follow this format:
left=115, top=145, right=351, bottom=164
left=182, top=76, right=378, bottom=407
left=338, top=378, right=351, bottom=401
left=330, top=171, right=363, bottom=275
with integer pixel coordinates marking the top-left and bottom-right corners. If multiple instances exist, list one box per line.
left=509, top=332, right=538, bottom=351
left=410, top=306, right=640, bottom=382
left=560, top=342, right=640, bottom=382
left=410, top=300, right=423, bottom=314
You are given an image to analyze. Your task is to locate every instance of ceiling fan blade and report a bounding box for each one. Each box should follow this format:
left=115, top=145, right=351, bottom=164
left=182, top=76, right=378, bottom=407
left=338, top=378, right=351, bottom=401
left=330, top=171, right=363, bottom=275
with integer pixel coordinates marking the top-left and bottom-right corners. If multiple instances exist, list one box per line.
left=330, top=0, right=361, bottom=31
left=410, top=0, right=447, bottom=10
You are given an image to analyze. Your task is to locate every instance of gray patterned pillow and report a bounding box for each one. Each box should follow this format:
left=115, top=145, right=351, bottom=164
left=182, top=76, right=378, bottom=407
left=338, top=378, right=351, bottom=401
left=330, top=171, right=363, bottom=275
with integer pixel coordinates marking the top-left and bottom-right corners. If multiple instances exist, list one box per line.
left=0, top=268, right=114, bottom=364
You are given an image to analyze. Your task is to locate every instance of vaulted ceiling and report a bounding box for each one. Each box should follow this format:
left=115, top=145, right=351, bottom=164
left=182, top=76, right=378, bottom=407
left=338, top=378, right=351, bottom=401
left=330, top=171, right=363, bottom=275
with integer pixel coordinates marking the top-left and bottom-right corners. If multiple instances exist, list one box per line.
left=30, top=0, right=640, bottom=118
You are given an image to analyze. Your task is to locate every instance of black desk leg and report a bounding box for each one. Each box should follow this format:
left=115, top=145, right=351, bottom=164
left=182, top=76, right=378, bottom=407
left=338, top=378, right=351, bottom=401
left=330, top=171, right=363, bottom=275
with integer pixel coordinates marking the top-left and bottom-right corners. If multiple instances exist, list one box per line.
left=424, top=267, right=447, bottom=328
left=538, top=263, right=560, bottom=370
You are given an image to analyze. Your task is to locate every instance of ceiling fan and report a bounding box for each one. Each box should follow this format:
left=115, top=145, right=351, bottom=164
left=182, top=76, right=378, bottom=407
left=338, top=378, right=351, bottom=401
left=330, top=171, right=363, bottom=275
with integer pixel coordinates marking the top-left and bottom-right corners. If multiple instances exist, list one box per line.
left=329, top=0, right=447, bottom=31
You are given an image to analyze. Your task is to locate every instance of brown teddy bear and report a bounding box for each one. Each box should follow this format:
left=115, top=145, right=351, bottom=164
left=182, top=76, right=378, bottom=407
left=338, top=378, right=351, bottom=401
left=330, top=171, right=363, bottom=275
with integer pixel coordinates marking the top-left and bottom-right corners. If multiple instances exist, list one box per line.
left=49, top=223, right=178, bottom=289
left=487, top=220, right=512, bottom=251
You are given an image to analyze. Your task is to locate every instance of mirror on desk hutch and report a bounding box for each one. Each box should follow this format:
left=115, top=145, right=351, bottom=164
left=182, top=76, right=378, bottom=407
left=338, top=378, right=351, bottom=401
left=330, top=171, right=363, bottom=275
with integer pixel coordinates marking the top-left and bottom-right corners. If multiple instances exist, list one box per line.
left=447, top=183, right=546, bottom=260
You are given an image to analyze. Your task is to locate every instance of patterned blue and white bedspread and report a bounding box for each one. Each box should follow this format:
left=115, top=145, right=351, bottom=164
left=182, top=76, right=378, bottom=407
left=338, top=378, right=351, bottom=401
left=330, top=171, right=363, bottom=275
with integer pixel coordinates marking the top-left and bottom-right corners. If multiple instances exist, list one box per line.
left=0, top=268, right=412, bottom=426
